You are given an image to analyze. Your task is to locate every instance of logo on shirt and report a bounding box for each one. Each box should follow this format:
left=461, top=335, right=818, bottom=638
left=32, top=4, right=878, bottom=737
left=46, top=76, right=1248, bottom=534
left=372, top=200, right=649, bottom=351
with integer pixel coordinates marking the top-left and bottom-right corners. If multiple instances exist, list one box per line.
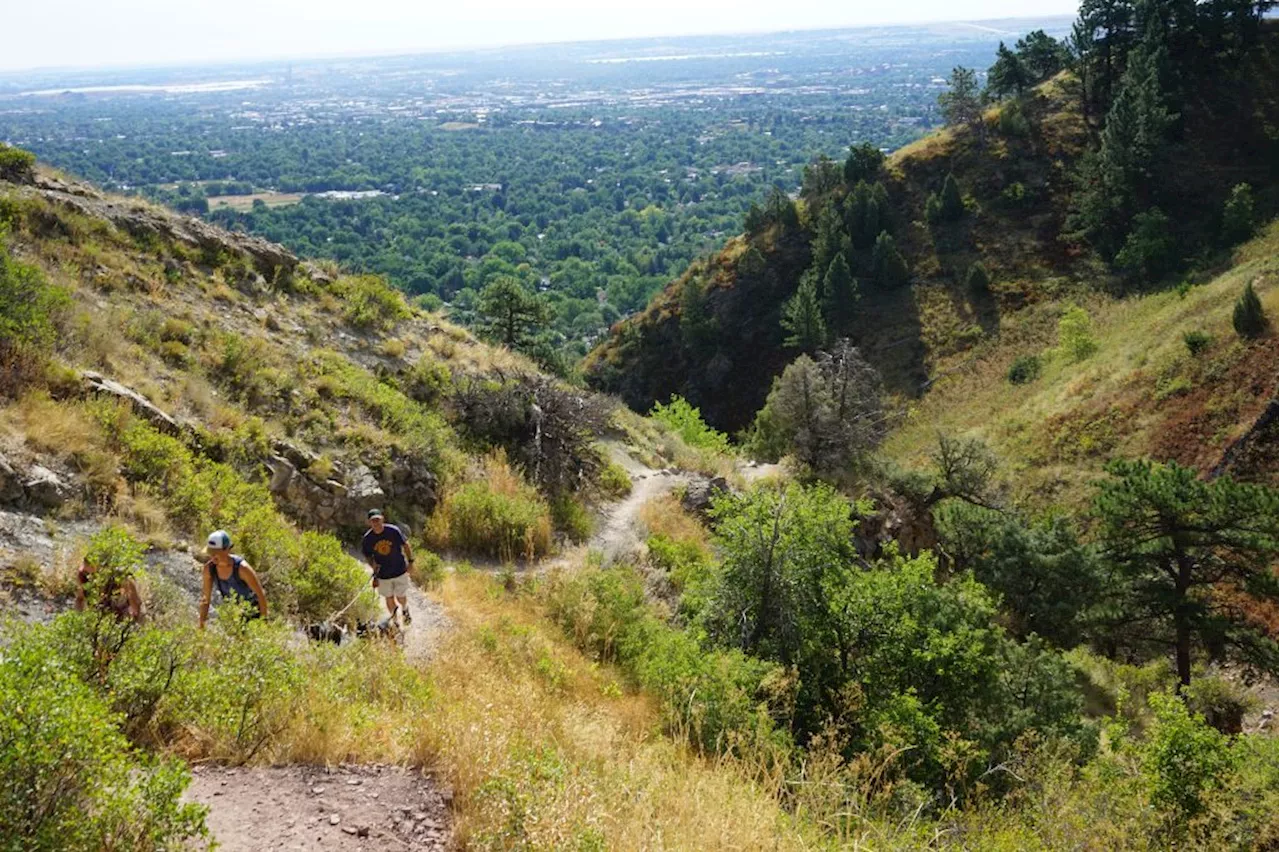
left=374, top=540, right=394, bottom=556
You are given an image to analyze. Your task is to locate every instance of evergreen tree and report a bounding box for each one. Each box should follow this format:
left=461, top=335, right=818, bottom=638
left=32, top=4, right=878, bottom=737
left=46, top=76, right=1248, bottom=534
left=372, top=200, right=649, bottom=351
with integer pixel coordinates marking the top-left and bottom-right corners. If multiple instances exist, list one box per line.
left=843, top=141, right=885, bottom=185
left=743, top=202, right=767, bottom=235
left=872, top=232, right=910, bottom=290
left=1094, top=459, right=1278, bottom=688
left=939, top=173, right=965, bottom=221
left=1016, top=29, right=1071, bottom=81
left=938, top=66, right=983, bottom=131
left=781, top=272, right=827, bottom=351
left=477, top=276, right=551, bottom=349
left=1232, top=281, right=1266, bottom=339
left=1220, top=183, right=1256, bottom=246
left=822, top=254, right=858, bottom=333
left=679, top=275, right=718, bottom=354
left=965, top=262, right=991, bottom=297
left=800, top=154, right=842, bottom=206
left=1067, top=34, right=1176, bottom=260
left=809, top=201, right=850, bottom=283
left=843, top=181, right=889, bottom=250
left=987, top=42, right=1031, bottom=99
left=1115, top=207, right=1176, bottom=280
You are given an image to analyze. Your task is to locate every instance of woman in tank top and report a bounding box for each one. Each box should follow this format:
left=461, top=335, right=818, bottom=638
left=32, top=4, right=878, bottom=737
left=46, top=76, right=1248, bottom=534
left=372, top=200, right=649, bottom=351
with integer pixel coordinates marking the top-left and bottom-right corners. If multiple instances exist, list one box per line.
left=198, top=529, right=268, bottom=628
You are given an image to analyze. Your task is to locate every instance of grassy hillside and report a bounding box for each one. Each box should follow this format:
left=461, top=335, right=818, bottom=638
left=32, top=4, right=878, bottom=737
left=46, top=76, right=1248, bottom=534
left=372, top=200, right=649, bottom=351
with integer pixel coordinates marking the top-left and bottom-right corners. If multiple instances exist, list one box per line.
left=585, top=59, right=1278, bottom=491
left=884, top=223, right=1279, bottom=505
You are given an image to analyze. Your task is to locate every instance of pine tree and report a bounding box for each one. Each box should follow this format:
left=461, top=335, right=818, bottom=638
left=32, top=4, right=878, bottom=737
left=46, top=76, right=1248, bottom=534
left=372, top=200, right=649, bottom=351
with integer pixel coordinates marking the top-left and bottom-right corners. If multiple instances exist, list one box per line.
left=987, top=42, right=1031, bottom=99
left=477, top=276, right=551, bottom=349
left=1015, top=29, right=1070, bottom=82
left=1067, top=34, right=1176, bottom=260
left=939, top=173, right=965, bottom=221
left=822, top=254, right=858, bottom=333
left=871, top=232, right=910, bottom=290
left=938, top=66, right=982, bottom=131
left=1094, top=459, right=1278, bottom=688
left=1114, top=207, right=1176, bottom=280
left=1232, top=281, right=1266, bottom=339
left=781, top=272, right=827, bottom=351
left=844, top=181, right=889, bottom=250
left=843, top=142, right=885, bottom=185
left=679, top=275, right=717, bottom=354
left=809, top=201, right=850, bottom=282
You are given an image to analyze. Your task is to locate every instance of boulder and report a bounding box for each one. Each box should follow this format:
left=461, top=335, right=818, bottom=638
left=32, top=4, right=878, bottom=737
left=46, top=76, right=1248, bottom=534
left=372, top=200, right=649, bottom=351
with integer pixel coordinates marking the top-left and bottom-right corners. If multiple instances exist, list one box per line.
left=0, top=454, right=24, bottom=505
left=23, top=465, right=70, bottom=510
left=682, top=476, right=730, bottom=517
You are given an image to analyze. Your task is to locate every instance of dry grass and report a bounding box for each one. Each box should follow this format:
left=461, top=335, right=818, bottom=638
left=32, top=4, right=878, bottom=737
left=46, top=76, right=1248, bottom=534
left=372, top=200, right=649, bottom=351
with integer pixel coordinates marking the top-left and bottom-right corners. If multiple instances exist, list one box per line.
left=418, top=574, right=822, bottom=850
left=207, top=192, right=303, bottom=212
left=882, top=223, right=1280, bottom=506
left=427, top=451, right=554, bottom=561
left=638, top=493, right=710, bottom=554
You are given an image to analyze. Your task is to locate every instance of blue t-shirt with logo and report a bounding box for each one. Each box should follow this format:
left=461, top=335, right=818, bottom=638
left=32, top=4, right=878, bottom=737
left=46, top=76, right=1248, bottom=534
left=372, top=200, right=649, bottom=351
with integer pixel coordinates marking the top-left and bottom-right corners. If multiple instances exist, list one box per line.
left=362, top=524, right=408, bottom=579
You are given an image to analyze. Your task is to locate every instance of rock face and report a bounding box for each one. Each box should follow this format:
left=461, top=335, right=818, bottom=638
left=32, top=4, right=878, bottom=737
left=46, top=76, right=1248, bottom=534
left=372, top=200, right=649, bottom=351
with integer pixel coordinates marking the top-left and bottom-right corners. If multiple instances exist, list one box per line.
left=265, top=448, right=437, bottom=531
left=22, top=175, right=298, bottom=282
left=22, top=466, right=70, bottom=510
left=79, top=371, right=184, bottom=437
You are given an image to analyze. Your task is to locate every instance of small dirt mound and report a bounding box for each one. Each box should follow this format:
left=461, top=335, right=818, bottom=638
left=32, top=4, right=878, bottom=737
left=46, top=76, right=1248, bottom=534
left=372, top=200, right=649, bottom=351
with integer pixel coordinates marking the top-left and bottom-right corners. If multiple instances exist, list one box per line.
left=185, top=763, right=450, bottom=851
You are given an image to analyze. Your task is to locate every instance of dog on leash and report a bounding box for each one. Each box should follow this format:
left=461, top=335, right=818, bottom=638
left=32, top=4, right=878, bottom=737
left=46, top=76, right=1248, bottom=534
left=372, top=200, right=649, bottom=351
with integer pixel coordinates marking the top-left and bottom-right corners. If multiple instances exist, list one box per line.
left=306, top=621, right=349, bottom=645
left=354, top=609, right=405, bottom=645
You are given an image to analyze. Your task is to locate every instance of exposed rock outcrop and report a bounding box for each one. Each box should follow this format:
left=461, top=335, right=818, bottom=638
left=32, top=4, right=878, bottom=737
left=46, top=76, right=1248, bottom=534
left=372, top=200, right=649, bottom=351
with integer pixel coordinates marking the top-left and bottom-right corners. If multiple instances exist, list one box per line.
left=19, top=172, right=298, bottom=281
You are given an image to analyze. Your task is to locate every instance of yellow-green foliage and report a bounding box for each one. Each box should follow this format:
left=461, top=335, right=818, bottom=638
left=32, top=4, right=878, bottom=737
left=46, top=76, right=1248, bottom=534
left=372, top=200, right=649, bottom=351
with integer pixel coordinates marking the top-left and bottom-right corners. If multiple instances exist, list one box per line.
left=428, top=451, right=553, bottom=561
left=333, top=274, right=411, bottom=331
left=596, top=460, right=633, bottom=498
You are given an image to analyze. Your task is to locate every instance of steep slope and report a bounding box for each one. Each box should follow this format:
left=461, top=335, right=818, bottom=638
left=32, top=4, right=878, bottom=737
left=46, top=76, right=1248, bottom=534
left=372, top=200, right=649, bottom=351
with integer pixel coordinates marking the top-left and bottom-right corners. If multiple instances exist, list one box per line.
left=586, top=50, right=1278, bottom=486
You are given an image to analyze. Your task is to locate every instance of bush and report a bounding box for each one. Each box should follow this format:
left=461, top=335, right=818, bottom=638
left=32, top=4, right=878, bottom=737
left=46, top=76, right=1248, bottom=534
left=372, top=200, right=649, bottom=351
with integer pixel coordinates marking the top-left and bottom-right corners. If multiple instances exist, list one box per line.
left=0, top=227, right=70, bottom=394
left=1232, top=281, right=1267, bottom=339
left=965, top=262, right=991, bottom=297
left=1142, top=692, right=1238, bottom=825
left=1182, top=330, right=1211, bottom=356
left=0, top=633, right=208, bottom=850
left=1220, top=183, right=1256, bottom=246
left=998, top=101, right=1031, bottom=137
left=0, top=144, right=37, bottom=183
left=1007, top=353, right=1042, bottom=384
left=551, top=495, right=593, bottom=543
left=1056, top=303, right=1098, bottom=361
left=409, top=550, right=446, bottom=590
left=597, top=461, right=633, bottom=498
left=428, top=451, right=553, bottom=561
left=1115, top=208, right=1177, bottom=281
left=650, top=395, right=732, bottom=454
left=335, top=274, right=411, bottom=331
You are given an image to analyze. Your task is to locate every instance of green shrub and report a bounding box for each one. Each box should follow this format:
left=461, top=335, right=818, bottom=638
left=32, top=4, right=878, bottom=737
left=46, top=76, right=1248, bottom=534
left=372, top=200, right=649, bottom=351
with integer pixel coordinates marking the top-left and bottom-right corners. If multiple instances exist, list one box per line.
left=1232, top=281, right=1267, bottom=339
left=283, top=532, right=379, bottom=626
left=0, top=144, right=36, bottom=183
left=1056, top=303, right=1099, bottom=361
left=409, top=550, right=446, bottom=590
left=429, top=453, right=553, bottom=560
left=1220, top=183, right=1256, bottom=246
left=1115, top=208, right=1177, bottom=281
left=0, top=632, right=208, bottom=851
left=0, top=227, right=70, bottom=394
left=965, top=262, right=991, bottom=297
left=551, top=495, right=593, bottom=543
left=597, top=461, right=633, bottom=498
left=650, top=395, right=732, bottom=454
left=404, top=354, right=451, bottom=405
left=1142, top=692, right=1238, bottom=825
left=1007, top=353, right=1042, bottom=384
left=1000, top=181, right=1029, bottom=207
left=998, top=101, right=1031, bottom=137
left=336, top=274, right=411, bottom=331
left=1182, top=330, right=1212, bottom=356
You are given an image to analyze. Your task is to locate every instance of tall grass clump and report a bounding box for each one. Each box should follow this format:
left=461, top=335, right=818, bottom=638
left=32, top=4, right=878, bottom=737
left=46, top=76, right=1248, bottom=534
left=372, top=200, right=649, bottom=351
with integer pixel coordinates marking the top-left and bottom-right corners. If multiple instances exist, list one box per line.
left=428, top=450, right=553, bottom=561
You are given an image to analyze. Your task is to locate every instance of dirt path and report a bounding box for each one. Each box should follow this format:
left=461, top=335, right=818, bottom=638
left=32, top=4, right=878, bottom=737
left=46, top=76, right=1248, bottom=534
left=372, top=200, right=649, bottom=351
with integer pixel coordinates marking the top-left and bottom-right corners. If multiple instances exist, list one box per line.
left=184, top=764, right=450, bottom=851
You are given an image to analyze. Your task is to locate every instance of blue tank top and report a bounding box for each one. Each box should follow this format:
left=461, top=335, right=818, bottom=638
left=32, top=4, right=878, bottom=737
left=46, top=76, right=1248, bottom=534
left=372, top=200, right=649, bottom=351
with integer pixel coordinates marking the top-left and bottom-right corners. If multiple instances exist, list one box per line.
left=207, top=556, right=259, bottom=609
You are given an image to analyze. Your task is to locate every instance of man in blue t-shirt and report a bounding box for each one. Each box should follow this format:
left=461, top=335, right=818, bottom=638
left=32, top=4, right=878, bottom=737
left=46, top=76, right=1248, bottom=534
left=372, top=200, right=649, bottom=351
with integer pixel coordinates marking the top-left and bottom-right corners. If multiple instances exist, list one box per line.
left=361, top=509, right=415, bottom=624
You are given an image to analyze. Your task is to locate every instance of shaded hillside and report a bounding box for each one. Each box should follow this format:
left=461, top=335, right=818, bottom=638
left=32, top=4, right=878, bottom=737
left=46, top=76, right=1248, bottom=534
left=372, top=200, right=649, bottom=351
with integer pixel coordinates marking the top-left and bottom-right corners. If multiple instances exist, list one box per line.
left=586, top=22, right=1278, bottom=437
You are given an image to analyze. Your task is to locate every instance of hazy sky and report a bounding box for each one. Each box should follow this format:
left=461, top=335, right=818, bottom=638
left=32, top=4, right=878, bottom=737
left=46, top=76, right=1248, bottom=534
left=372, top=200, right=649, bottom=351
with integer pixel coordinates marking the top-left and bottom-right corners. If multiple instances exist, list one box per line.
left=3, top=0, right=1078, bottom=73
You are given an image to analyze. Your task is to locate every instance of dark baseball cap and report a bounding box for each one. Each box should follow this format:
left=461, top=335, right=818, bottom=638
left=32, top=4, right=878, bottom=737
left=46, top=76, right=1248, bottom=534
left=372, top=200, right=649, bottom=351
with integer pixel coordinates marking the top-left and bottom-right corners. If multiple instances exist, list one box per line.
left=367, top=508, right=384, bottom=519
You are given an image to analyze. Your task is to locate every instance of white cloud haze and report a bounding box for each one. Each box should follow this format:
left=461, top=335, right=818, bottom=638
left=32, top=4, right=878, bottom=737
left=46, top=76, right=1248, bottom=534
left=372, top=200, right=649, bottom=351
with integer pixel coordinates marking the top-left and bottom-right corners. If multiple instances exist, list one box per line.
left=3, top=0, right=1077, bottom=73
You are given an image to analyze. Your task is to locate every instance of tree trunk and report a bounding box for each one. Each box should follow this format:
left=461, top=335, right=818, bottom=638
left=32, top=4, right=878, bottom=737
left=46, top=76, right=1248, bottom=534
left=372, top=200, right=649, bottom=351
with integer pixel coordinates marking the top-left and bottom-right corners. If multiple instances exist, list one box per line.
left=1175, top=619, right=1192, bottom=690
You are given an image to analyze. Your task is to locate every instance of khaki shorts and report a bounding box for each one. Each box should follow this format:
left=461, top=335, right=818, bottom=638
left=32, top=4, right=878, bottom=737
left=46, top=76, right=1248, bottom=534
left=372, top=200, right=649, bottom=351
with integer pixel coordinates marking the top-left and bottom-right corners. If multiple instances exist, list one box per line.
left=375, top=573, right=410, bottom=598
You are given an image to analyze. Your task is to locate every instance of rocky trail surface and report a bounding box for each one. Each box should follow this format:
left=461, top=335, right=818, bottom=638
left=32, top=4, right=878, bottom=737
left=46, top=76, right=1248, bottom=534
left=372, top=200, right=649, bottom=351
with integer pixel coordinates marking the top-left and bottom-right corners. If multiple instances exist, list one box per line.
left=184, top=764, right=451, bottom=851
